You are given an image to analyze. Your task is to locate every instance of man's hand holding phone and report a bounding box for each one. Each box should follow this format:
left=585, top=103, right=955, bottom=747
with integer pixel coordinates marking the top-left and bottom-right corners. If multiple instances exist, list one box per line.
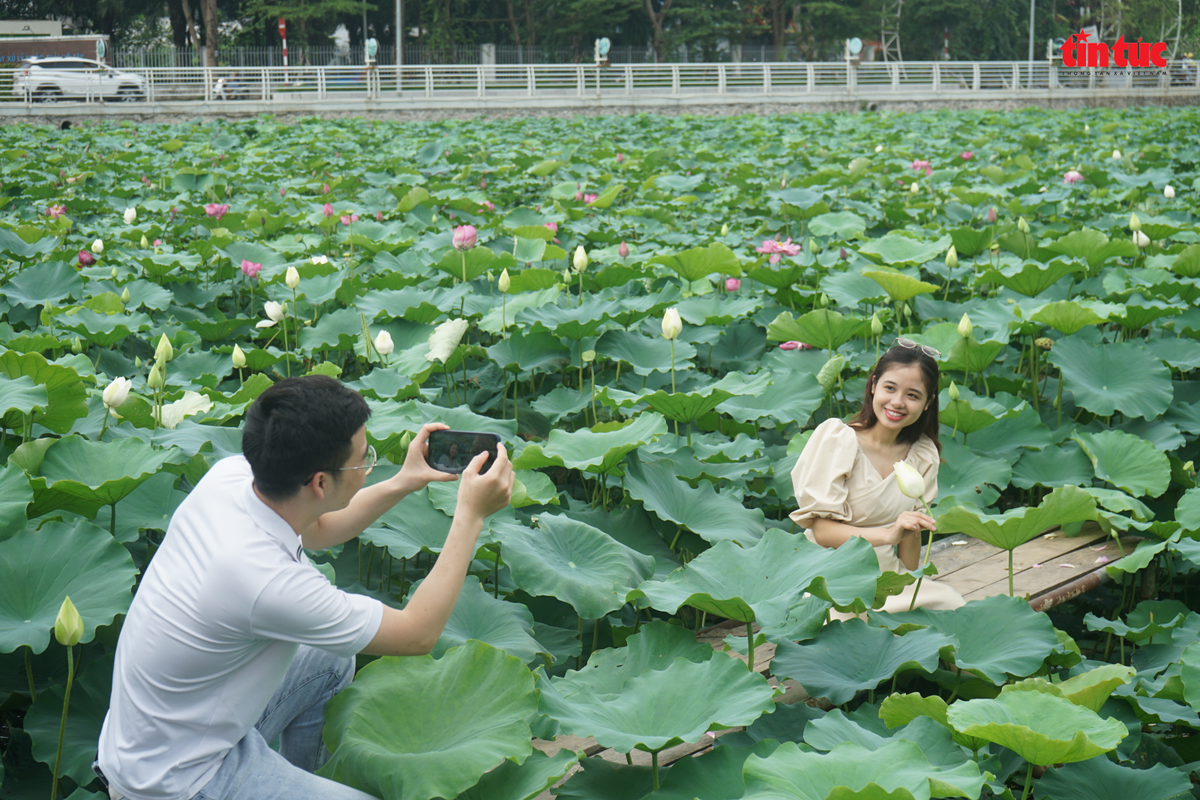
left=395, top=423, right=459, bottom=493
left=457, top=444, right=514, bottom=521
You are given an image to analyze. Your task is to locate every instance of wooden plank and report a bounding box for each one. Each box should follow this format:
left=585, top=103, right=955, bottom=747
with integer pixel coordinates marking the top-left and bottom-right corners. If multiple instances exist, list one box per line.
left=963, top=535, right=1138, bottom=603
left=939, top=531, right=1108, bottom=596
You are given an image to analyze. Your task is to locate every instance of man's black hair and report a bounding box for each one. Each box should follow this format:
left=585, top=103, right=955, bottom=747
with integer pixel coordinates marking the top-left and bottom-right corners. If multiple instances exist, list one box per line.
left=242, top=375, right=372, bottom=501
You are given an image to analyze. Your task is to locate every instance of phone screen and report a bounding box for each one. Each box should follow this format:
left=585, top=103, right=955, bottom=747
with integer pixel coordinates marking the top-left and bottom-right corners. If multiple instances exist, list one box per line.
left=426, top=430, right=501, bottom=475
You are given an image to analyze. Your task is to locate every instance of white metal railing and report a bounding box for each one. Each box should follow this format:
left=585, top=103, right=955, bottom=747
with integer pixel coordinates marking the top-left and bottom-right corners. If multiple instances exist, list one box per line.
left=2, top=60, right=1197, bottom=107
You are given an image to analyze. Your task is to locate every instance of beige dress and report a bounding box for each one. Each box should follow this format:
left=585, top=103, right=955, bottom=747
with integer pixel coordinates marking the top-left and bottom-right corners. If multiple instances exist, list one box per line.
left=790, top=418, right=965, bottom=614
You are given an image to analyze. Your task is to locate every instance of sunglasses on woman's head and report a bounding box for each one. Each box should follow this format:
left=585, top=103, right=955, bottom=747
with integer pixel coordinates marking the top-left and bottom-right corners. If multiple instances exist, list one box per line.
left=892, top=337, right=942, bottom=359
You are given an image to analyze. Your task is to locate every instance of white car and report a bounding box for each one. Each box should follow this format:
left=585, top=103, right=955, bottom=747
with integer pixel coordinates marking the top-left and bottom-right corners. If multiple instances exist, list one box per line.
left=12, top=57, right=147, bottom=102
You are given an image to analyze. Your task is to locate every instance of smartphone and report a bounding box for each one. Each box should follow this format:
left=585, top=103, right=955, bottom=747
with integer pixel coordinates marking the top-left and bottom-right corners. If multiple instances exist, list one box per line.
left=426, top=430, right=502, bottom=475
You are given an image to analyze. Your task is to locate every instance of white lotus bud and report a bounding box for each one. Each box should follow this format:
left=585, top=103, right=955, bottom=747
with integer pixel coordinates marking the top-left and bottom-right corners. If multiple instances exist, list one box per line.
left=54, top=596, right=83, bottom=647
left=1018, top=217, right=1030, bottom=234
left=140, top=234, right=148, bottom=248
left=231, top=344, right=247, bottom=369
left=563, top=268, right=572, bottom=285
left=285, top=266, right=300, bottom=289
left=1133, top=230, right=1150, bottom=248
left=110, top=267, right=118, bottom=279
left=948, top=381, right=960, bottom=401
left=91, top=239, right=104, bottom=254
left=945, top=245, right=958, bottom=269
left=374, top=330, right=394, bottom=356
left=875, top=145, right=883, bottom=153
left=155, top=334, right=173, bottom=363
left=720, top=224, right=729, bottom=236
left=573, top=245, right=589, bottom=274
left=1129, top=213, right=1142, bottom=232
left=910, top=182, right=919, bottom=194
left=870, top=313, right=883, bottom=338
left=102, top=377, right=131, bottom=410
left=1112, top=149, right=1122, bottom=160
left=498, top=268, right=511, bottom=293
left=70, top=336, right=83, bottom=354
left=958, top=313, right=972, bottom=338
left=1164, top=185, right=1176, bottom=200
left=123, top=207, right=137, bottom=225
left=147, top=361, right=165, bottom=390
left=893, top=461, right=927, bottom=500
left=662, top=307, right=682, bottom=340
left=121, top=287, right=130, bottom=304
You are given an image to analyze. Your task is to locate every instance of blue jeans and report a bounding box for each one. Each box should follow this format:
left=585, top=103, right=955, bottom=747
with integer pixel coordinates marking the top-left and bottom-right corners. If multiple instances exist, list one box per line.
left=187, top=645, right=376, bottom=800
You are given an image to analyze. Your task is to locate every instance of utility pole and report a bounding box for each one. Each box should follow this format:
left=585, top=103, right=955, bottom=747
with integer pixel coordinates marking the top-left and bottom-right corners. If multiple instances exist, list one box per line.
left=1028, top=0, right=1035, bottom=61
left=396, top=0, right=403, bottom=66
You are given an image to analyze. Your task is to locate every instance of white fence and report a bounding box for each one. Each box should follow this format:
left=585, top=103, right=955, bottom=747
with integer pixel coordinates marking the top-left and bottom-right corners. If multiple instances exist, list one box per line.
left=2, top=60, right=1197, bottom=109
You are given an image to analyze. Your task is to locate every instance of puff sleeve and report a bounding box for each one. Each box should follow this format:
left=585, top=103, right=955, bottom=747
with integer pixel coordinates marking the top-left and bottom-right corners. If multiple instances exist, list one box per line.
left=908, top=435, right=940, bottom=508
left=789, top=419, right=860, bottom=530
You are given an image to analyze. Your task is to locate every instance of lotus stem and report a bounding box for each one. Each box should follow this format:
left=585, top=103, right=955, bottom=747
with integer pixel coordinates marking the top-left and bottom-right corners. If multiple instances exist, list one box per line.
left=908, top=500, right=936, bottom=610
left=51, top=644, right=76, bottom=800
left=1018, top=760, right=1035, bottom=800
left=493, top=544, right=500, bottom=599
left=1008, top=549, right=1015, bottom=597
left=577, top=617, right=584, bottom=671
left=747, top=627, right=755, bottom=672
left=591, top=618, right=600, bottom=655
left=25, top=646, right=36, bottom=702
left=110, top=503, right=116, bottom=538
left=365, top=546, right=374, bottom=590
left=651, top=750, right=660, bottom=791
left=99, top=408, right=110, bottom=440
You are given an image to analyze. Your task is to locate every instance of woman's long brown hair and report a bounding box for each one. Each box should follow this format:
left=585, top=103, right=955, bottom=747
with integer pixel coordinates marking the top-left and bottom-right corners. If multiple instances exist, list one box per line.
left=846, top=345, right=941, bottom=453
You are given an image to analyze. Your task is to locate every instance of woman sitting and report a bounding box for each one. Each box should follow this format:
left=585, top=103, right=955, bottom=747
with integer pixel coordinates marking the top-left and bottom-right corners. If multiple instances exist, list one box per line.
left=790, top=338, right=965, bottom=614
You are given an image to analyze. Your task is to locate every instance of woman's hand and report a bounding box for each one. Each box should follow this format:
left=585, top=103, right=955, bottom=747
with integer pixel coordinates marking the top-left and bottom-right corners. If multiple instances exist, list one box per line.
left=886, top=511, right=936, bottom=545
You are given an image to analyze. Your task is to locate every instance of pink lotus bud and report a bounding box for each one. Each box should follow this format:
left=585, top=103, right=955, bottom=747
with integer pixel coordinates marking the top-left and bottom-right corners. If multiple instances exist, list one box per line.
left=726, top=278, right=741, bottom=292
left=77, top=250, right=95, bottom=267
left=584, top=194, right=597, bottom=204
left=619, top=241, right=630, bottom=259
left=961, top=151, right=973, bottom=160
left=322, top=183, right=331, bottom=194
left=616, top=153, right=625, bottom=163
left=838, top=247, right=849, bottom=260
left=544, top=222, right=558, bottom=233
left=279, top=188, right=287, bottom=198
left=204, top=203, right=230, bottom=220
left=779, top=341, right=801, bottom=350
left=240, top=259, right=262, bottom=279
left=986, top=207, right=998, bottom=223
left=323, top=203, right=334, bottom=217
left=575, top=192, right=584, bottom=201
left=153, top=239, right=162, bottom=246
left=375, top=211, right=383, bottom=222
left=482, top=201, right=495, bottom=212
left=480, top=178, right=487, bottom=189
left=452, top=224, right=477, bottom=251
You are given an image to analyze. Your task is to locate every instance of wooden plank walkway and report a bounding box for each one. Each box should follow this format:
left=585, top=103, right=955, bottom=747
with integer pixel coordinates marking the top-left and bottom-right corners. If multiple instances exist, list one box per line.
left=531, top=525, right=1147, bottom=796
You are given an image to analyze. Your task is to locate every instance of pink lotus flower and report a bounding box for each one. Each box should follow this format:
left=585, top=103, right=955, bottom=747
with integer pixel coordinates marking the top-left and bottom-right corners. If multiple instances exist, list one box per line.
left=46, top=204, right=66, bottom=219
left=481, top=201, right=495, bottom=212
left=153, top=239, right=162, bottom=246
left=726, top=278, right=741, bottom=292
left=618, top=241, right=630, bottom=259
left=340, top=214, right=359, bottom=225
left=544, top=222, right=558, bottom=233
left=575, top=191, right=584, bottom=201
left=616, top=153, right=625, bottom=163
left=756, top=238, right=802, bottom=265
left=77, top=250, right=95, bottom=267
left=452, top=224, right=477, bottom=251
left=240, top=259, right=262, bottom=278
left=375, top=211, right=383, bottom=222
left=1063, top=170, right=1084, bottom=185
left=584, top=194, right=598, bottom=204
left=204, top=203, right=230, bottom=220
left=986, top=207, right=998, bottom=223
left=779, top=341, right=812, bottom=350
left=961, top=151, right=973, bottom=160
left=480, top=178, right=487, bottom=189
left=321, top=183, right=331, bottom=194
left=911, top=159, right=933, bottom=177
left=322, top=203, right=334, bottom=217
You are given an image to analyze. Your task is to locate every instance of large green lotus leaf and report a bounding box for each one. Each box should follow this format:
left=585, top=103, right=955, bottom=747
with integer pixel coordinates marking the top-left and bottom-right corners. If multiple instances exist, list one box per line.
left=1043, top=228, right=1138, bottom=270
left=1177, top=641, right=1200, bottom=713
left=1, top=261, right=82, bottom=307
left=1034, top=755, right=1192, bottom=800
left=746, top=263, right=807, bottom=290
left=675, top=295, right=763, bottom=327
left=623, top=452, right=767, bottom=547
left=0, top=462, right=33, bottom=541
left=1010, top=441, right=1094, bottom=489
left=424, top=576, right=548, bottom=665
left=596, top=286, right=682, bottom=328
left=820, top=270, right=889, bottom=307
left=718, top=379, right=823, bottom=427
left=1072, top=430, right=1170, bottom=498
left=766, top=309, right=865, bottom=350
left=809, top=211, right=867, bottom=238
left=0, top=350, right=88, bottom=434
left=911, top=324, right=1005, bottom=374
left=512, top=235, right=547, bottom=262
left=741, top=739, right=983, bottom=800
left=859, top=233, right=952, bottom=267
left=318, top=641, right=538, bottom=800
left=433, top=244, right=500, bottom=282
left=607, top=372, right=772, bottom=425
left=510, top=469, right=559, bottom=508
left=872, top=595, right=1060, bottom=684
left=1002, top=665, right=1135, bottom=713
left=649, top=242, right=742, bottom=281
left=1030, top=300, right=1121, bottom=335
left=0, top=520, right=137, bottom=654
left=486, top=330, right=572, bottom=378
left=455, top=750, right=581, bottom=800
left=517, top=297, right=620, bottom=340
left=595, top=331, right=699, bottom=377
left=365, top=490, right=452, bottom=558
left=356, top=285, right=469, bottom=324
left=938, top=385, right=1017, bottom=435
left=964, top=403, right=1054, bottom=461
left=513, top=413, right=667, bottom=475
left=0, top=375, right=47, bottom=418
left=553, top=759, right=656, bottom=800
left=863, top=270, right=939, bottom=303
left=27, top=436, right=185, bottom=518
left=770, top=620, right=955, bottom=705
left=934, top=438, right=1012, bottom=507
left=24, top=654, right=113, bottom=786
left=493, top=515, right=656, bottom=619
left=635, top=531, right=879, bottom=623
left=58, top=309, right=153, bottom=347
left=560, top=505, right=680, bottom=581
left=538, top=654, right=774, bottom=753
left=1048, top=337, right=1173, bottom=419
left=945, top=690, right=1126, bottom=764
left=1179, top=488, right=1200, bottom=533
left=879, top=693, right=990, bottom=751
left=976, top=259, right=1084, bottom=298
left=645, top=740, right=779, bottom=800
left=947, top=226, right=993, bottom=257
left=556, top=621, right=714, bottom=699
left=935, top=485, right=1097, bottom=553
left=1108, top=294, right=1184, bottom=330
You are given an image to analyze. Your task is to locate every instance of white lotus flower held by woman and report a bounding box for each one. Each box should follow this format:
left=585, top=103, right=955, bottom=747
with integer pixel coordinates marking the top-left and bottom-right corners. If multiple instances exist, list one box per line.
left=426, top=318, right=469, bottom=364
left=102, top=377, right=132, bottom=411
left=1133, top=230, right=1151, bottom=248
left=374, top=330, right=394, bottom=357
left=256, top=301, right=287, bottom=328
left=661, top=307, right=682, bottom=340
left=893, top=461, right=927, bottom=500
left=124, top=207, right=137, bottom=225
left=285, top=266, right=300, bottom=289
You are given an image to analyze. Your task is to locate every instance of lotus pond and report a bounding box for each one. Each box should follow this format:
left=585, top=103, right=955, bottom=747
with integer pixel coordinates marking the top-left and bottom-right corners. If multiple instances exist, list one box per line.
left=2, top=106, right=1200, bottom=800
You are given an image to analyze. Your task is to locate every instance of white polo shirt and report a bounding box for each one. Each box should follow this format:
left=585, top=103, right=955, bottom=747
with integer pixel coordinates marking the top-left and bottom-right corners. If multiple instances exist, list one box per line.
left=97, top=456, right=383, bottom=800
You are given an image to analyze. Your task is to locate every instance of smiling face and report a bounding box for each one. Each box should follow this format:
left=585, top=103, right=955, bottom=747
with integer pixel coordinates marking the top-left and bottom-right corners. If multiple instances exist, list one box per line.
left=869, top=363, right=932, bottom=434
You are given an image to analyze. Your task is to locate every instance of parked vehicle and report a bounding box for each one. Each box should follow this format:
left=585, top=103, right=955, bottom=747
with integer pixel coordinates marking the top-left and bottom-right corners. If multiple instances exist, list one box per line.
left=11, top=57, right=147, bottom=102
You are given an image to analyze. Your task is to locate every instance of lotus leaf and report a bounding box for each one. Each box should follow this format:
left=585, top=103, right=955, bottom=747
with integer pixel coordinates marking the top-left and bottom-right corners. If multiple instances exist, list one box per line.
left=766, top=309, right=865, bottom=351
left=538, top=653, right=774, bottom=754
left=513, top=413, right=667, bottom=475
left=910, top=323, right=1006, bottom=374
left=367, top=489, right=453, bottom=558
left=605, top=371, right=771, bottom=425
left=771, top=620, right=956, bottom=705
left=0, top=375, right=46, bottom=419
left=1011, top=441, right=1094, bottom=489
left=934, top=438, right=1012, bottom=507
left=741, top=739, right=985, bottom=800
left=422, top=576, right=548, bottom=665
left=644, top=740, right=779, bottom=800
left=1034, top=755, right=1192, bottom=800
left=873, top=595, right=1060, bottom=683
left=1044, top=228, right=1138, bottom=271
left=635, top=531, right=879, bottom=623
left=0, top=350, right=88, bottom=435
left=518, top=298, right=619, bottom=340
left=454, top=750, right=581, bottom=800
left=863, top=270, right=939, bottom=303
left=938, top=384, right=1017, bottom=436
left=1072, top=430, right=1171, bottom=498
left=859, top=233, right=953, bottom=267
left=0, top=462, right=32, bottom=541
left=976, top=259, right=1084, bottom=298
left=318, top=641, right=538, bottom=800
left=1030, top=300, right=1121, bottom=335
left=433, top=244, right=502, bottom=282
left=556, top=621, right=714, bottom=699
left=487, top=330, right=572, bottom=378
left=595, top=331, right=698, bottom=377
left=1, top=261, right=82, bottom=307
left=24, top=654, right=113, bottom=786
left=675, top=295, right=763, bottom=327
left=24, top=436, right=185, bottom=518
left=0, top=520, right=137, bottom=653
left=1003, top=666, right=1135, bottom=713
left=493, top=515, right=655, bottom=620
left=945, top=689, right=1126, bottom=764
left=936, top=484, right=1097, bottom=553
left=878, top=693, right=990, bottom=751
